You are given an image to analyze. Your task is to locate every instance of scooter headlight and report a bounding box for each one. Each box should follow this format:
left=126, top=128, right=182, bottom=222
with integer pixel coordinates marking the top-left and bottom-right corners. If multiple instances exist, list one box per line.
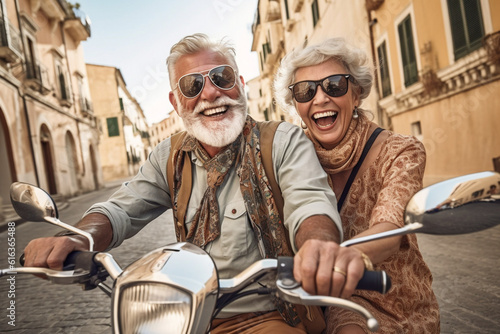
left=118, top=282, right=191, bottom=334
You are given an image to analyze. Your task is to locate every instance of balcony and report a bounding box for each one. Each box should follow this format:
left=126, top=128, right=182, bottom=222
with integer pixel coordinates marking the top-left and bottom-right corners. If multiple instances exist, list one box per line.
left=291, top=0, right=304, bottom=12
left=30, top=0, right=65, bottom=21
left=64, top=8, right=91, bottom=42
left=266, top=0, right=281, bottom=22
left=80, top=96, right=94, bottom=116
left=0, top=18, right=22, bottom=63
left=24, top=61, right=51, bottom=95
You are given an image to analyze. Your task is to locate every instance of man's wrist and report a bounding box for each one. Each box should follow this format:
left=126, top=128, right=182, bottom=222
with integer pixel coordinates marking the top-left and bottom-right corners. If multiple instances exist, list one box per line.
left=296, top=215, right=340, bottom=249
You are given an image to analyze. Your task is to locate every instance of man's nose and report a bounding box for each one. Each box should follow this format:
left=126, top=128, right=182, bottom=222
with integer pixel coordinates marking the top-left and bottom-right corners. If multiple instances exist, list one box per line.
left=200, top=77, right=221, bottom=101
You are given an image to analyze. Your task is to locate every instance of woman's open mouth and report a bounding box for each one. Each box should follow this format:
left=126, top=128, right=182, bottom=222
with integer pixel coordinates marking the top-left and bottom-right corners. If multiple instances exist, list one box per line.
left=313, top=111, right=338, bottom=128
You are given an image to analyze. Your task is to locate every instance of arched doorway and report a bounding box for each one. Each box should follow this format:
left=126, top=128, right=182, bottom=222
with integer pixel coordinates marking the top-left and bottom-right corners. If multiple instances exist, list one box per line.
left=0, top=110, right=17, bottom=203
left=40, top=125, right=57, bottom=194
left=65, top=131, right=79, bottom=192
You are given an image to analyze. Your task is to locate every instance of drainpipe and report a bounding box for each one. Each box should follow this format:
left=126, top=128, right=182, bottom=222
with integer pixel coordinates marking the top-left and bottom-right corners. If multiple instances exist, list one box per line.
left=60, top=17, right=86, bottom=179
left=13, top=0, right=40, bottom=186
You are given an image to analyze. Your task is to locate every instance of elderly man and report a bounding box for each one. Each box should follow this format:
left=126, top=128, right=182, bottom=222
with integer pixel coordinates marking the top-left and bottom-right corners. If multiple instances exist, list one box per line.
left=24, top=34, right=365, bottom=333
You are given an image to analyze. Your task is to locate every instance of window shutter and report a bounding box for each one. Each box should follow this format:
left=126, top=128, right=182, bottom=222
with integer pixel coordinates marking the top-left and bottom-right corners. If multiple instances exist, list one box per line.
left=464, top=0, right=484, bottom=51
left=448, top=0, right=484, bottom=60
left=377, top=41, right=392, bottom=97
left=398, top=15, right=418, bottom=87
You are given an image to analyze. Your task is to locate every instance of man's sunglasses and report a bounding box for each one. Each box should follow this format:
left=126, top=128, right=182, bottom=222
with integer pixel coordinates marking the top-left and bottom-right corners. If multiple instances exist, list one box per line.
left=288, top=74, right=355, bottom=103
left=176, top=65, right=237, bottom=98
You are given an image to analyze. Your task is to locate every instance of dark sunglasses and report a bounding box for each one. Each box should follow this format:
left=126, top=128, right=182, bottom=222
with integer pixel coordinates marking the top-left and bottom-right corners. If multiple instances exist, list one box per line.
left=289, top=74, right=355, bottom=103
left=176, top=65, right=237, bottom=98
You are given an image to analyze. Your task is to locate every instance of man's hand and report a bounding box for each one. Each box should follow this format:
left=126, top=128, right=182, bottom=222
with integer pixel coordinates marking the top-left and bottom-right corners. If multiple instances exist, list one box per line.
left=23, top=213, right=113, bottom=271
left=293, top=239, right=365, bottom=298
left=293, top=215, right=365, bottom=298
left=23, top=235, right=89, bottom=271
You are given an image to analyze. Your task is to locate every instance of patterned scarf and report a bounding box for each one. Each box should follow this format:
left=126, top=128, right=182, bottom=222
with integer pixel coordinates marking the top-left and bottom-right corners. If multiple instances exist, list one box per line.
left=305, top=114, right=372, bottom=177
left=171, top=116, right=292, bottom=257
left=179, top=135, right=242, bottom=247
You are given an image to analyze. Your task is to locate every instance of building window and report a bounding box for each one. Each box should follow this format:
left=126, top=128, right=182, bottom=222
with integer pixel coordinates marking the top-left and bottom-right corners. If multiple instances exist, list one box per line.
left=398, top=15, right=418, bottom=87
left=377, top=41, right=392, bottom=98
left=447, top=0, right=484, bottom=60
left=107, top=117, right=120, bottom=137
left=411, top=121, right=423, bottom=141
left=312, top=0, right=320, bottom=27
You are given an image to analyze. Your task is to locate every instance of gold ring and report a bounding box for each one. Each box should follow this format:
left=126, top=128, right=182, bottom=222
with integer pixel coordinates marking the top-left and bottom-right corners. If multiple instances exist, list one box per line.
left=333, top=266, right=347, bottom=277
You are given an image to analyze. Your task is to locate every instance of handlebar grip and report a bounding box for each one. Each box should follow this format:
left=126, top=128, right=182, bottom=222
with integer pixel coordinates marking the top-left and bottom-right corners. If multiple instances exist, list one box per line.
left=277, top=257, right=391, bottom=294
left=357, top=270, right=391, bottom=294
left=62, top=251, right=82, bottom=271
left=19, top=251, right=85, bottom=271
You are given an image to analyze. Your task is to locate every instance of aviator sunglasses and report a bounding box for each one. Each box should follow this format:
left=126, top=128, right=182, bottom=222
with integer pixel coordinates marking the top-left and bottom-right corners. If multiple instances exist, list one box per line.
left=289, top=74, right=355, bottom=103
left=176, top=65, right=237, bottom=98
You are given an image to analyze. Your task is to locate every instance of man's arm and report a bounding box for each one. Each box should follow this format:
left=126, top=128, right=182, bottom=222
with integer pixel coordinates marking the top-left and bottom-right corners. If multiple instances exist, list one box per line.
left=23, top=213, right=112, bottom=270
left=24, top=138, right=174, bottom=271
left=271, top=124, right=366, bottom=298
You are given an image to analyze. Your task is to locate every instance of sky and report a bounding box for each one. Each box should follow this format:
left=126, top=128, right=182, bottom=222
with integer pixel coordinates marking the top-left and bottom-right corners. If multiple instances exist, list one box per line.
left=77, top=0, right=260, bottom=125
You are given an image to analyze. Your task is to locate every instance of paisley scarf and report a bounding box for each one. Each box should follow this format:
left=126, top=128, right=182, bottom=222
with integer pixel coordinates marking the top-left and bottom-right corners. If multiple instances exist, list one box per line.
left=305, top=114, right=373, bottom=177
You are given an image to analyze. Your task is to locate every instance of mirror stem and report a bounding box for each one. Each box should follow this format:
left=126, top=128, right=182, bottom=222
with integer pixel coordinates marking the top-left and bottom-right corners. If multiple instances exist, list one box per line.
left=340, top=222, right=423, bottom=248
left=44, top=216, right=95, bottom=251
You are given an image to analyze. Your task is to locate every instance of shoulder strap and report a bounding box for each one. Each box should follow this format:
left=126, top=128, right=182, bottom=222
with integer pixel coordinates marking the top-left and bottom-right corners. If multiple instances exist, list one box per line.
left=337, top=127, right=384, bottom=211
left=167, top=131, right=186, bottom=199
left=258, top=121, right=284, bottom=221
left=167, top=131, right=191, bottom=241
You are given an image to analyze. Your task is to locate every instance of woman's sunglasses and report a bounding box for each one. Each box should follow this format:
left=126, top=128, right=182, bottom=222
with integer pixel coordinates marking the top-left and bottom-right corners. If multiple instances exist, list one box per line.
left=176, top=65, right=237, bottom=98
left=289, top=74, right=355, bottom=103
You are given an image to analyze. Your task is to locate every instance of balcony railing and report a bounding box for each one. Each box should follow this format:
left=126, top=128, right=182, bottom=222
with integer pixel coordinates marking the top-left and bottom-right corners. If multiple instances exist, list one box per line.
left=0, top=18, right=22, bottom=62
left=80, top=97, right=93, bottom=114
left=24, top=61, right=51, bottom=95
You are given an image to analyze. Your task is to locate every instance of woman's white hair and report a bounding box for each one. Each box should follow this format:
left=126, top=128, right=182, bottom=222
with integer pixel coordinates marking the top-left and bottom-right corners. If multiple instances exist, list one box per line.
left=166, top=33, right=239, bottom=88
left=274, top=37, right=373, bottom=116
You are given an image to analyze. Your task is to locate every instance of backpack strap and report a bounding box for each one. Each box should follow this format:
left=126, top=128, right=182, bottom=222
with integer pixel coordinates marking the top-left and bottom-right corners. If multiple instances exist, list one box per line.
left=258, top=121, right=284, bottom=221
left=337, top=127, right=384, bottom=211
left=167, top=131, right=191, bottom=241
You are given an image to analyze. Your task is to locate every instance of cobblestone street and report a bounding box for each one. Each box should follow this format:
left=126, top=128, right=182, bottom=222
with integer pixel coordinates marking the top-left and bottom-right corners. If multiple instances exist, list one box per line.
left=0, top=184, right=499, bottom=333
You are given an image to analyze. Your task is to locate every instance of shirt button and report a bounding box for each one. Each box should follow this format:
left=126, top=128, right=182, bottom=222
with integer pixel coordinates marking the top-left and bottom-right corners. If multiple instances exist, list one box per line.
left=232, top=208, right=237, bottom=214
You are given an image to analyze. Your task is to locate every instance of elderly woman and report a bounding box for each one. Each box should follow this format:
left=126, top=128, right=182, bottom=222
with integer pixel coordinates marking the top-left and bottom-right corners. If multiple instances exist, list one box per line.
left=274, top=38, right=440, bottom=333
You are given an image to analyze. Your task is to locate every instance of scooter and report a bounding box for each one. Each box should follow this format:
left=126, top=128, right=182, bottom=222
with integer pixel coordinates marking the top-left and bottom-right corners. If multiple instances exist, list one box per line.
left=1, top=171, right=499, bottom=333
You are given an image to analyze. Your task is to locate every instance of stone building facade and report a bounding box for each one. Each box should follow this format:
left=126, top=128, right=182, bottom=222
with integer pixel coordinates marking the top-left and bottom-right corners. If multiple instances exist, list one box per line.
left=251, top=0, right=500, bottom=185
left=0, top=0, right=101, bottom=213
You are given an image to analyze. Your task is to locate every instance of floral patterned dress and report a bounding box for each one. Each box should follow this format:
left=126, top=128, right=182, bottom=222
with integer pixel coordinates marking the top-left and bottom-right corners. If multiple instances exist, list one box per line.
left=324, top=132, right=440, bottom=333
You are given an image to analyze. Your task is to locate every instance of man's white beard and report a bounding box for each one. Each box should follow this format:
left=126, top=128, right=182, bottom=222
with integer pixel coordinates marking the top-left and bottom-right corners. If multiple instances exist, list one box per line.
left=177, top=88, right=248, bottom=148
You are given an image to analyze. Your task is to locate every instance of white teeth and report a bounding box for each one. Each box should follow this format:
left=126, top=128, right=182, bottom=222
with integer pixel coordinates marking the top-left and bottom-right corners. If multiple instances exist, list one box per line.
left=313, top=111, right=338, bottom=119
left=203, top=106, right=227, bottom=116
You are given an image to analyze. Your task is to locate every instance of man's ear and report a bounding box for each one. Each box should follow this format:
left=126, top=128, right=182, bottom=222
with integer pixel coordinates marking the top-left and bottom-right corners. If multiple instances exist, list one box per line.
left=169, top=91, right=179, bottom=115
left=239, top=75, right=245, bottom=88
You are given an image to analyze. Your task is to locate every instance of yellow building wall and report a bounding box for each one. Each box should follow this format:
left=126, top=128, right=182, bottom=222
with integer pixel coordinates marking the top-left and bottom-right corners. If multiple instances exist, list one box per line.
left=392, top=79, right=500, bottom=186
left=86, top=65, right=129, bottom=181
left=489, top=0, right=500, bottom=31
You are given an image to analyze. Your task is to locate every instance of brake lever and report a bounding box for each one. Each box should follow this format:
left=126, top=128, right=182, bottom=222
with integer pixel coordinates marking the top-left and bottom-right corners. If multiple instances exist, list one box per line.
left=275, top=280, right=379, bottom=332
left=0, top=267, right=91, bottom=285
